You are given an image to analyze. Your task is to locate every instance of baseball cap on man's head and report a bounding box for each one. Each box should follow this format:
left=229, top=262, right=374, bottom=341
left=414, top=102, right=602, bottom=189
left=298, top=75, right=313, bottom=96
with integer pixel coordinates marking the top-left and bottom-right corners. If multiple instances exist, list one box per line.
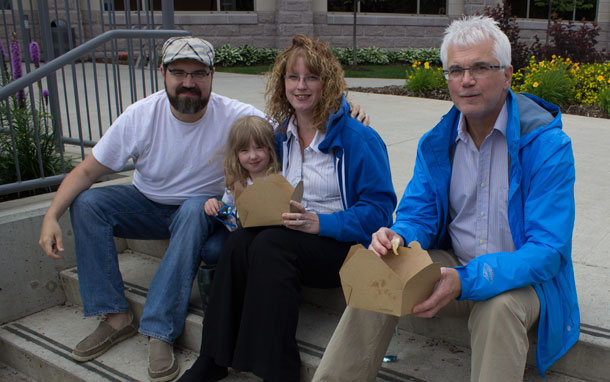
left=161, top=37, right=215, bottom=67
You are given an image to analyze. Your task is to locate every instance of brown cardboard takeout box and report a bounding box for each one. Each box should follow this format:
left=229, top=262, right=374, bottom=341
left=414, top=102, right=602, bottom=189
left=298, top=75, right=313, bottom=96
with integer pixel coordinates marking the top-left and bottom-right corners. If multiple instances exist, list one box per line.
left=235, top=174, right=302, bottom=228
left=339, top=241, right=441, bottom=316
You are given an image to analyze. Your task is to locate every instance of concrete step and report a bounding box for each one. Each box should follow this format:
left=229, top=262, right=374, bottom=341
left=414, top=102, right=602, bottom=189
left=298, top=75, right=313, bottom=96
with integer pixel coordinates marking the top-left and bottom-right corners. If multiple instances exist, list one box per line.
left=0, top=360, right=37, bottom=382
left=0, top=299, right=588, bottom=382
left=0, top=304, right=258, bottom=382
left=32, top=249, right=593, bottom=381
left=124, top=241, right=610, bottom=382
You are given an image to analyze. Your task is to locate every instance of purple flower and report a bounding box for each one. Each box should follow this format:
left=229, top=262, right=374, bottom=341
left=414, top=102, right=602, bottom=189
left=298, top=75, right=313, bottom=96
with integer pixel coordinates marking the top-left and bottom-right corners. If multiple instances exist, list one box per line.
left=42, top=89, right=49, bottom=105
left=29, top=41, right=40, bottom=67
left=10, top=35, right=25, bottom=107
left=10, top=36, right=22, bottom=80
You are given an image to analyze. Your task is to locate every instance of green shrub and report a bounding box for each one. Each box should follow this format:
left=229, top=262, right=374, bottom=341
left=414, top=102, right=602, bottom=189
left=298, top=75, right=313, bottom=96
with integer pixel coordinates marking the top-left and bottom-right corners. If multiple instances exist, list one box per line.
left=358, top=46, right=390, bottom=65
left=215, top=44, right=280, bottom=67
left=215, top=44, right=242, bottom=67
left=0, top=100, right=68, bottom=186
left=406, top=61, right=446, bottom=94
left=513, top=57, right=583, bottom=106
left=215, top=44, right=441, bottom=67
left=389, top=48, right=441, bottom=66
left=1, top=35, right=71, bottom=197
left=599, top=87, right=610, bottom=114
left=525, top=67, right=574, bottom=106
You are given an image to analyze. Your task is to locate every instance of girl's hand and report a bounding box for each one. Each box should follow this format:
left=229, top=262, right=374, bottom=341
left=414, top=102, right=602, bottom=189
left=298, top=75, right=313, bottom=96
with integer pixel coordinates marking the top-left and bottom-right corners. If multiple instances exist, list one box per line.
left=282, top=200, right=320, bottom=234
left=204, top=198, right=223, bottom=216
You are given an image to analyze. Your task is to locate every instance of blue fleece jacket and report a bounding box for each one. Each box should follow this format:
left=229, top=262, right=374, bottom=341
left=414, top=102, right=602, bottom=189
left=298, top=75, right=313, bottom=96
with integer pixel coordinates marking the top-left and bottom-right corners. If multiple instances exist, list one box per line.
left=391, top=91, right=580, bottom=375
left=275, top=95, right=397, bottom=247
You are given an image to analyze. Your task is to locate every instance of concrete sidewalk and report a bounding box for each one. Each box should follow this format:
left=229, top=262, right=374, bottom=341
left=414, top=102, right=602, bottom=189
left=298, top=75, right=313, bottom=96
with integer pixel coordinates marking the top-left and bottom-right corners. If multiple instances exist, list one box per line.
left=211, top=71, right=610, bottom=350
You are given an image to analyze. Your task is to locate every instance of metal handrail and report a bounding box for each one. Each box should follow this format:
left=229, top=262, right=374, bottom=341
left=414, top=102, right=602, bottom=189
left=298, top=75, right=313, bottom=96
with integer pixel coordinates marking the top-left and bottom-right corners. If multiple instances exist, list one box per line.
left=0, top=29, right=190, bottom=102
left=0, top=28, right=190, bottom=196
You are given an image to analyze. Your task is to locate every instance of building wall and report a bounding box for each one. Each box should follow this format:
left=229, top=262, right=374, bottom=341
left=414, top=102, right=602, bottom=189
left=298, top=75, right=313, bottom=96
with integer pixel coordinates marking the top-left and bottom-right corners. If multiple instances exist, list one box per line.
left=184, top=0, right=610, bottom=52
left=4, top=0, right=610, bottom=56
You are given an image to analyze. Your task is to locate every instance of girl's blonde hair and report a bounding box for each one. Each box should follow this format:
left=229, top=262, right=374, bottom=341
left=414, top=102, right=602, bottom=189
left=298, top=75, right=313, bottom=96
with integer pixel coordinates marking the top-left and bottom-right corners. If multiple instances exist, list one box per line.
left=224, top=116, right=280, bottom=190
left=265, top=34, right=346, bottom=132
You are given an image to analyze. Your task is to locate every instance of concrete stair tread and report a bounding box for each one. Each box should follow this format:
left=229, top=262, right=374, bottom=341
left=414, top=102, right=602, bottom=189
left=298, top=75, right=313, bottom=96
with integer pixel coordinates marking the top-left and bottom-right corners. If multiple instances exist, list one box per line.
left=49, top=250, right=593, bottom=381
left=0, top=360, right=37, bottom=382
left=1, top=302, right=589, bottom=382
left=0, top=305, right=258, bottom=382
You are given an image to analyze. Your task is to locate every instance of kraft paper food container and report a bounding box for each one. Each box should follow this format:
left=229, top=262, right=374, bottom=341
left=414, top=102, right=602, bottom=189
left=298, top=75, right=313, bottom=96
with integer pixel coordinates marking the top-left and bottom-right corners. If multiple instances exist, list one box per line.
left=339, top=241, right=441, bottom=316
left=235, top=174, right=303, bottom=227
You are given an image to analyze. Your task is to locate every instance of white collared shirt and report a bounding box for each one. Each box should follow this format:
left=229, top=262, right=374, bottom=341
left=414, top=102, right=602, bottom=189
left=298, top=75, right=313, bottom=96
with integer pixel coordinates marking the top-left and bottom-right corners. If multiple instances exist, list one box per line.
left=448, top=102, right=515, bottom=265
left=283, top=117, right=343, bottom=214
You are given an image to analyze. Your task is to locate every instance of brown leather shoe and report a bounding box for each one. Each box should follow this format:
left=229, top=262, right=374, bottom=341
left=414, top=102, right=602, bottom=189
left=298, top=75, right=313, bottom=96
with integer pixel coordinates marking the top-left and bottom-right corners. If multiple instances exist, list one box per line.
left=148, top=338, right=180, bottom=382
left=71, top=312, right=138, bottom=362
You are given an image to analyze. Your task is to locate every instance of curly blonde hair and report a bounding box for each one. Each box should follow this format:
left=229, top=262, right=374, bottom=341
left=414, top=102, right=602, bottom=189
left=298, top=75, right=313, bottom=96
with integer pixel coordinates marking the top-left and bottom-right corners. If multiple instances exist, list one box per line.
left=224, top=116, right=280, bottom=190
left=265, top=34, right=347, bottom=132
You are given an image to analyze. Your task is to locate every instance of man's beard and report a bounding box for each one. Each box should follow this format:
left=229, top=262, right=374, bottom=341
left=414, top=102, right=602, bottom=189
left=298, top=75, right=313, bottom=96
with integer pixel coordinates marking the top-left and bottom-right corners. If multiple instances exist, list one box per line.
left=167, top=85, right=210, bottom=114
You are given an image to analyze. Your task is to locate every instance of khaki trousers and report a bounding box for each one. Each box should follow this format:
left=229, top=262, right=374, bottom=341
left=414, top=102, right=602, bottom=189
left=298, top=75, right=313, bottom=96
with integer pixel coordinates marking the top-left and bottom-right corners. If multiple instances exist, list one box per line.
left=313, top=250, right=540, bottom=382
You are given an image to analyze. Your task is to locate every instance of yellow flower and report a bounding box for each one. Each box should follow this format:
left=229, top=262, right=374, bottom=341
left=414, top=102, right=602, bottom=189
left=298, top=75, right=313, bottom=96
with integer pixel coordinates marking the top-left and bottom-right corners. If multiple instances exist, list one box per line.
left=539, top=62, right=545, bottom=67
left=552, top=54, right=557, bottom=59
left=424, top=62, right=430, bottom=69
left=598, top=75, right=604, bottom=81
left=412, top=62, right=417, bottom=68
left=533, top=82, right=539, bottom=88
left=608, top=79, right=610, bottom=84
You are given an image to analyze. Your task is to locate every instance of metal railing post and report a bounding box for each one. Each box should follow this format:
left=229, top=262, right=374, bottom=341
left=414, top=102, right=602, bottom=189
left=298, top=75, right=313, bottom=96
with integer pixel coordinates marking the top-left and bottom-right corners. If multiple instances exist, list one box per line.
left=37, top=0, right=65, bottom=165
left=162, top=0, right=174, bottom=29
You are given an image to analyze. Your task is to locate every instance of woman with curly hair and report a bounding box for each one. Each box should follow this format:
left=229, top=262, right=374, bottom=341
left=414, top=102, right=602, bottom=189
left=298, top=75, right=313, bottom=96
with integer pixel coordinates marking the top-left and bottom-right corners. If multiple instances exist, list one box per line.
left=179, top=34, right=396, bottom=382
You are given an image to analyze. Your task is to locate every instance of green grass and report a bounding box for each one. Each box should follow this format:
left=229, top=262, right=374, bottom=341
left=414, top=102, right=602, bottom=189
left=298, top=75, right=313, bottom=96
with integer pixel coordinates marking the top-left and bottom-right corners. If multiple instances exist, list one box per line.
left=343, top=65, right=410, bottom=79
left=215, top=64, right=412, bottom=79
left=215, top=65, right=273, bottom=75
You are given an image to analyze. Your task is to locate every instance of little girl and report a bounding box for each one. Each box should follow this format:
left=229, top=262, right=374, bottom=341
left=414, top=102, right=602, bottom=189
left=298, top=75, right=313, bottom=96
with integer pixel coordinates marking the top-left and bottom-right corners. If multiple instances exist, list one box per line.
left=204, top=115, right=280, bottom=230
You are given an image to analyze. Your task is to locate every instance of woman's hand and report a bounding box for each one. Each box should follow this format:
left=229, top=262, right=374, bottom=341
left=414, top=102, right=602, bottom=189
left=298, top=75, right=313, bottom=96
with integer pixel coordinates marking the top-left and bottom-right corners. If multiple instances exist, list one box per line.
left=204, top=198, right=223, bottom=216
left=282, top=200, right=320, bottom=234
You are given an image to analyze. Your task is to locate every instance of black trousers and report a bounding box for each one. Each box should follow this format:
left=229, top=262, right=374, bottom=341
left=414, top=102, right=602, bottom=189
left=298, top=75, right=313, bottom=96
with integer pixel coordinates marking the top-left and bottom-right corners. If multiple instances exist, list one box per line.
left=200, top=226, right=352, bottom=382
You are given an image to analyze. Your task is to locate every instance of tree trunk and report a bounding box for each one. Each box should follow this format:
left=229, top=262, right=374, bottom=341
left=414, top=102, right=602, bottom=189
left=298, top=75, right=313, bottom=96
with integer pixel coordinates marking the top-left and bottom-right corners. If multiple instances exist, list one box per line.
left=545, top=0, right=552, bottom=46
left=353, top=0, right=358, bottom=66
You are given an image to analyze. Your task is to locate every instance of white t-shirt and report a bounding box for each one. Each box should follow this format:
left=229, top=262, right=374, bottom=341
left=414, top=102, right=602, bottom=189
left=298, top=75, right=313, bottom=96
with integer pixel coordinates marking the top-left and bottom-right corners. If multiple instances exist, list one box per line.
left=92, top=90, right=265, bottom=205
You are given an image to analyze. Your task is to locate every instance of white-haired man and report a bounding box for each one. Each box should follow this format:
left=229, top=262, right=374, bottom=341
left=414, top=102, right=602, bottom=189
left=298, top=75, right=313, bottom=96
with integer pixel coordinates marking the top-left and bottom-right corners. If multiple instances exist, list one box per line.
left=313, top=16, right=579, bottom=382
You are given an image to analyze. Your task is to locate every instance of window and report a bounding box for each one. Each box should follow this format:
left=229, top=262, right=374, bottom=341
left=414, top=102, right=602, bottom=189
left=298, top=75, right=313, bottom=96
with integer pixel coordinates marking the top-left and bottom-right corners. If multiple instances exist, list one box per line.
left=110, top=0, right=254, bottom=12
left=0, top=0, right=11, bottom=10
left=327, top=0, right=446, bottom=15
left=510, top=0, right=597, bottom=21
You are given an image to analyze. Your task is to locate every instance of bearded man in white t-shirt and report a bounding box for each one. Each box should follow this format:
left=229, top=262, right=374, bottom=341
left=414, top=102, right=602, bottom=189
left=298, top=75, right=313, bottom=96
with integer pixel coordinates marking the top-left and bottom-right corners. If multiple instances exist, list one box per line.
left=38, top=37, right=266, bottom=382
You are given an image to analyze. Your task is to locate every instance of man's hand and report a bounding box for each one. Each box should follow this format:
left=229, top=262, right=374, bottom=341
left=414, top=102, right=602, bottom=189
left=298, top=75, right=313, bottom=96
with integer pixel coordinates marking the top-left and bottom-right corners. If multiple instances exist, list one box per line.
left=204, top=198, right=223, bottom=216
left=349, top=101, right=370, bottom=126
left=412, top=267, right=461, bottom=318
left=369, top=227, right=403, bottom=257
left=39, top=216, right=64, bottom=259
left=38, top=154, right=113, bottom=261
left=282, top=200, right=320, bottom=234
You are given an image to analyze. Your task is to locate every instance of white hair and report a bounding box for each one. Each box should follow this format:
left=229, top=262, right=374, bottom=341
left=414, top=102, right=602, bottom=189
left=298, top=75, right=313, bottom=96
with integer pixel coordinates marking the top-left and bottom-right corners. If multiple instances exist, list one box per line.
left=440, top=16, right=511, bottom=69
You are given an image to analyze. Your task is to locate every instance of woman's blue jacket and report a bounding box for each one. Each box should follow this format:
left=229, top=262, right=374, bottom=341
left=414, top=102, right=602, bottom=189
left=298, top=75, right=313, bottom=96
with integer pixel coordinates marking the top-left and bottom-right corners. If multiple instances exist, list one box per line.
left=275, top=95, right=397, bottom=247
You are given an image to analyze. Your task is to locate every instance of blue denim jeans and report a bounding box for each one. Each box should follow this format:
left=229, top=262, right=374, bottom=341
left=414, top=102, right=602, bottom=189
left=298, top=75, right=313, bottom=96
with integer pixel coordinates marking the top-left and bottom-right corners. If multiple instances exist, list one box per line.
left=69, top=185, right=228, bottom=343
